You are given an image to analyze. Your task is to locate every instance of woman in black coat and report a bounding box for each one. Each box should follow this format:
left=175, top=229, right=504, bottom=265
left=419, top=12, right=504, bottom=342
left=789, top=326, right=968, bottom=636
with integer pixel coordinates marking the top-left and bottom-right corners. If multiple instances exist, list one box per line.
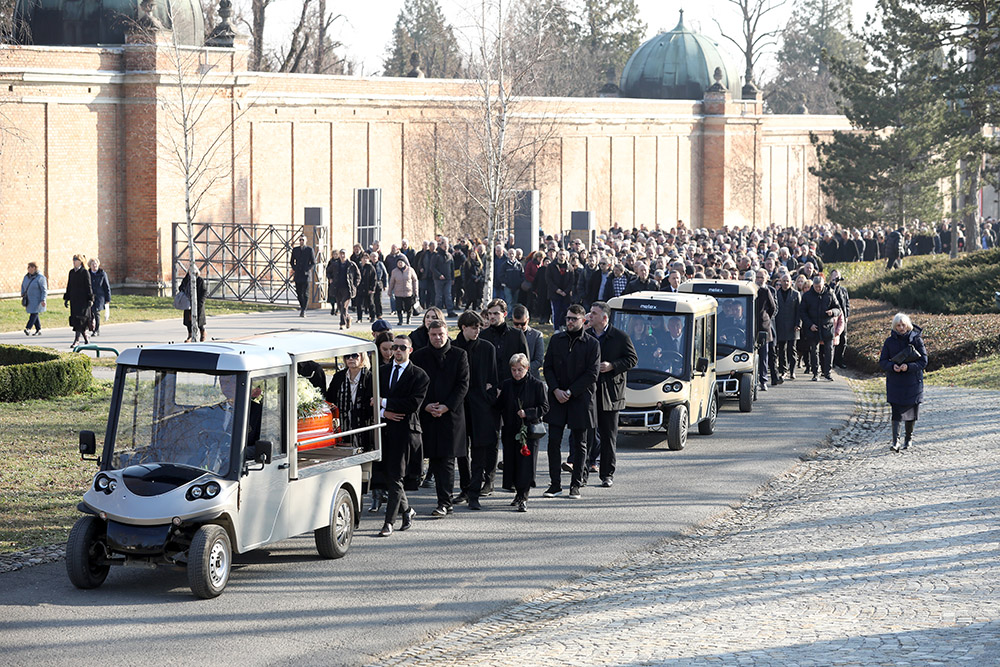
left=326, top=352, right=382, bottom=509
left=498, top=353, right=549, bottom=512
left=87, top=257, right=111, bottom=336
left=408, top=306, right=443, bottom=352
left=64, top=254, right=94, bottom=347
left=878, top=313, right=928, bottom=452
left=179, top=269, right=207, bottom=342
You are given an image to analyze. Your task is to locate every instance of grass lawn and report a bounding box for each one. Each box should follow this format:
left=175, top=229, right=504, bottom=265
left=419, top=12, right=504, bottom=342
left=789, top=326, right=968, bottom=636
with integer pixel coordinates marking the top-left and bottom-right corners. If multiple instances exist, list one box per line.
left=0, top=380, right=113, bottom=553
left=925, top=354, right=1000, bottom=391
left=1, top=295, right=286, bottom=334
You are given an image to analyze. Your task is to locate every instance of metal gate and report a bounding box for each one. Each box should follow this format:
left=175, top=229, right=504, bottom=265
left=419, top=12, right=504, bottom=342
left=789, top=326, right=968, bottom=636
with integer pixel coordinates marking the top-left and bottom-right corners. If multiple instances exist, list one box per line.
left=172, top=222, right=328, bottom=305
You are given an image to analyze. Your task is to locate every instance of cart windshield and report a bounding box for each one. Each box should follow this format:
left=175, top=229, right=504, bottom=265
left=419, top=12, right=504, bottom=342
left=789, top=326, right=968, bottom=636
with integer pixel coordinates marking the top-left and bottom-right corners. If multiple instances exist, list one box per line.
left=110, top=368, right=239, bottom=475
left=714, top=295, right=753, bottom=354
left=614, top=311, right=691, bottom=380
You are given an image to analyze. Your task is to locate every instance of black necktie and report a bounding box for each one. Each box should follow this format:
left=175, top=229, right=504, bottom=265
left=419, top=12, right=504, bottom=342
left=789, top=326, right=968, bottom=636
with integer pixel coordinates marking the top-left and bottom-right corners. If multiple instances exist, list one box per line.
left=390, top=364, right=400, bottom=389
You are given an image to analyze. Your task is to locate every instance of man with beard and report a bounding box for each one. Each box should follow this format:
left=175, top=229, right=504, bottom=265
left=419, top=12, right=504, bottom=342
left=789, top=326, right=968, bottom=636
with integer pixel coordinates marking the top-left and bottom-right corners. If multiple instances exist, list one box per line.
left=376, top=334, right=429, bottom=537
left=542, top=303, right=600, bottom=500
left=584, top=301, right=637, bottom=487
left=411, top=320, right=470, bottom=517
left=453, top=311, right=499, bottom=511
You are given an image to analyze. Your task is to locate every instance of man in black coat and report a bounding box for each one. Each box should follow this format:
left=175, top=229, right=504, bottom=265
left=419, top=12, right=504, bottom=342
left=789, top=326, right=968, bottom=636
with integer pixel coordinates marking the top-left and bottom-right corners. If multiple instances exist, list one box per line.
left=587, top=257, right=614, bottom=304
left=411, top=320, right=470, bottom=516
left=753, top=269, right=778, bottom=390
left=542, top=303, right=601, bottom=499
left=431, top=239, right=457, bottom=317
left=584, top=301, right=637, bottom=487
left=545, top=250, right=574, bottom=329
left=377, top=334, right=430, bottom=537
left=480, top=298, right=529, bottom=385
left=453, top=311, right=499, bottom=510
left=290, top=236, right=315, bottom=317
left=623, top=261, right=657, bottom=294
left=799, top=274, right=843, bottom=381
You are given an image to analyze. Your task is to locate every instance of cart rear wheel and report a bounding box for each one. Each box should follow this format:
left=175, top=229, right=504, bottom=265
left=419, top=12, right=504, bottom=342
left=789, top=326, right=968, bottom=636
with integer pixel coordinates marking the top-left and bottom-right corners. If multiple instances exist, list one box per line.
left=738, top=373, right=753, bottom=413
left=666, top=405, right=688, bottom=451
left=66, top=515, right=110, bottom=589
left=315, top=488, right=354, bottom=559
left=188, top=524, right=231, bottom=599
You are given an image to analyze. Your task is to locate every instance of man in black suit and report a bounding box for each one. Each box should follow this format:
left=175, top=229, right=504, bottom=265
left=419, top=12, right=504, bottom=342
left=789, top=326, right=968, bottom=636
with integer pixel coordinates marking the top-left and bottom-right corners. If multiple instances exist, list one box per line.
left=584, top=301, right=637, bottom=487
left=542, top=303, right=601, bottom=500
left=376, top=334, right=429, bottom=537
left=411, top=320, right=470, bottom=517
left=290, top=236, right=315, bottom=317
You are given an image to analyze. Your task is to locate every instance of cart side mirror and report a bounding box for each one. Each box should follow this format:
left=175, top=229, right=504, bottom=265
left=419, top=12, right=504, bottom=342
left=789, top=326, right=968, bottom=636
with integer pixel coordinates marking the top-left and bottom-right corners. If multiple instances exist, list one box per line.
left=695, top=357, right=709, bottom=374
left=79, top=430, right=99, bottom=462
left=247, top=440, right=272, bottom=465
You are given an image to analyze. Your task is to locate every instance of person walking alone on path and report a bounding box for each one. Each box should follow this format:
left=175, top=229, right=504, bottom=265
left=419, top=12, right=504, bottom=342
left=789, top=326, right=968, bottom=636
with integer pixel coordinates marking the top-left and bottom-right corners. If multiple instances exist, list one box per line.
left=179, top=267, right=207, bottom=342
left=879, top=313, right=928, bottom=452
left=290, top=236, right=315, bottom=317
left=584, top=301, right=637, bottom=487
left=376, top=334, right=429, bottom=537
left=542, top=303, right=600, bottom=500
left=64, top=254, right=94, bottom=348
left=411, top=320, right=470, bottom=517
left=20, top=261, right=47, bottom=336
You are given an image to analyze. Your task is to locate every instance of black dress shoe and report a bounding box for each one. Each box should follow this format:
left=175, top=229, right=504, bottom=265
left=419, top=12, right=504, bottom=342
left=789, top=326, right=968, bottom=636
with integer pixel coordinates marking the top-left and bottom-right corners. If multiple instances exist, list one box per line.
left=479, top=484, right=494, bottom=497
left=516, top=500, right=527, bottom=512
left=399, top=507, right=416, bottom=530
left=468, top=497, right=482, bottom=510
left=378, top=523, right=393, bottom=537
left=452, top=492, right=468, bottom=505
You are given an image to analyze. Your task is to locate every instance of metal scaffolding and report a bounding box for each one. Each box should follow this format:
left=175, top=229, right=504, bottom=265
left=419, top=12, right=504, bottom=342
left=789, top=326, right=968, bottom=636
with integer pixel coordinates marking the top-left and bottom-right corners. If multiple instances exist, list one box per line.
left=172, top=223, right=328, bottom=306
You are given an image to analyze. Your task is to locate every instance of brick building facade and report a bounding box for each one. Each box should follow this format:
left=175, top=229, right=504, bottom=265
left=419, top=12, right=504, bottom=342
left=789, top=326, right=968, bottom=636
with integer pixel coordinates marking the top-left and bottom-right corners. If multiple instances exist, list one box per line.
left=0, top=37, right=851, bottom=296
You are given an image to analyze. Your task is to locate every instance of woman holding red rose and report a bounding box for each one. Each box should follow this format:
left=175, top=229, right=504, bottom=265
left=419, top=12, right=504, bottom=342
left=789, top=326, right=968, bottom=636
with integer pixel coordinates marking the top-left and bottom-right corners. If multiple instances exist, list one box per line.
left=498, top=353, right=549, bottom=512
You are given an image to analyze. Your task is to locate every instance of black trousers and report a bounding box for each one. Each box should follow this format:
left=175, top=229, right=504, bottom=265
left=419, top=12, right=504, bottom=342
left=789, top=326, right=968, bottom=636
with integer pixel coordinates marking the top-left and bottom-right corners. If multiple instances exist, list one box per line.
left=428, top=456, right=455, bottom=509
left=294, top=279, right=309, bottom=311
left=586, top=410, right=620, bottom=481
left=776, top=340, right=796, bottom=375
left=469, top=445, right=499, bottom=499
left=456, top=455, right=471, bottom=494
left=809, top=337, right=834, bottom=376
left=833, top=330, right=847, bottom=366
left=547, top=424, right=587, bottom=489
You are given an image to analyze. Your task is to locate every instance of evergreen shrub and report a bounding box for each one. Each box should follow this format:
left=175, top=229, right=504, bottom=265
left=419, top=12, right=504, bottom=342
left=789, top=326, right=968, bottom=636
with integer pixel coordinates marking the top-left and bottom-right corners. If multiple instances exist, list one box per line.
left=0, top=345, right=92, bottom=402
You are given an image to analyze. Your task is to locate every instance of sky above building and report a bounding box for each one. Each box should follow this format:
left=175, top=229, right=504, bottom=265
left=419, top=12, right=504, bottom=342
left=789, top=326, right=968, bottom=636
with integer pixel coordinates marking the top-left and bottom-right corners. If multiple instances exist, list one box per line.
left=261, top=0, right=880, bottom=79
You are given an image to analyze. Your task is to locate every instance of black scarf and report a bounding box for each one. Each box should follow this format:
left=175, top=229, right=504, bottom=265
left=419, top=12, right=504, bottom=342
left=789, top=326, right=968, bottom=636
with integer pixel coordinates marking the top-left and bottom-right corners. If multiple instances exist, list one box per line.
left=430, top=339, right=451, bottom=366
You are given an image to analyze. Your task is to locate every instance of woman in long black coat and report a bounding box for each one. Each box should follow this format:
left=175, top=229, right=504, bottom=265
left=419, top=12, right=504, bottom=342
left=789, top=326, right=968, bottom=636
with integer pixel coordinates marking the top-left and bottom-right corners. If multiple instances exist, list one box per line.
left=498, top=353, right=548, bottom=511
left=87, top=257, right=111, bottom=336
left=326, top=352, right=383, bottom=510
left=878, top=313, right=928, bottom=452
left=179, top=269, right=207, bottom=342
left=64, top=254, right=94, bottom=347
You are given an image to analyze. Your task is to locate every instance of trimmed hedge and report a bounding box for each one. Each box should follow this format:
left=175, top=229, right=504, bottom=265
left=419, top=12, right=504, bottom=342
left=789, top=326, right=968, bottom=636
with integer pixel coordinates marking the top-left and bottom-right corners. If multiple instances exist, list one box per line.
left=831, top=248, right=1000, bottom=315
left=0, top=345, right=92, bottom=402
left=844, top=299, right=1000, bottom=374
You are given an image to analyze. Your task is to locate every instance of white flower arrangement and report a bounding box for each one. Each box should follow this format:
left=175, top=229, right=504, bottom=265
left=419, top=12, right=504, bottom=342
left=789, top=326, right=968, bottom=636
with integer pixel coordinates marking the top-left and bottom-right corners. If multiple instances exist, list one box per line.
left=296, top=377, right=327, bottom=419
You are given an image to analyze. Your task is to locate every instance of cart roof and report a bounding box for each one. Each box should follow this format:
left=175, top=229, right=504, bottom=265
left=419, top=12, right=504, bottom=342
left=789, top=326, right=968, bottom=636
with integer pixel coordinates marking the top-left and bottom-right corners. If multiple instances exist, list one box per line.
left=608, top=291, right=717, bottom=316
left=677, top=279, right=759, bottom=297
left=116, top=330, right=376, bottom=373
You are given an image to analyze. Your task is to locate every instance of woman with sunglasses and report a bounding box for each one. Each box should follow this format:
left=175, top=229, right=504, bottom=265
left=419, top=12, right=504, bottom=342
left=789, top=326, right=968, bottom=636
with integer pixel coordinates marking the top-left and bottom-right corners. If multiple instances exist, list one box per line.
left=326, top=350, right=380, bottom=508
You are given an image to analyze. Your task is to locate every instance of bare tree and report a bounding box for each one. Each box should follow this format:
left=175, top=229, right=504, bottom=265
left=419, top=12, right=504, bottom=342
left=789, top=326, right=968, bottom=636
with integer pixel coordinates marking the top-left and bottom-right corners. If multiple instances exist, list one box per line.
left=145, top=4, right=253, bottom=340
left=714, top=0, right=787, bottom=93
left=447, top=0, right=561, bottom=298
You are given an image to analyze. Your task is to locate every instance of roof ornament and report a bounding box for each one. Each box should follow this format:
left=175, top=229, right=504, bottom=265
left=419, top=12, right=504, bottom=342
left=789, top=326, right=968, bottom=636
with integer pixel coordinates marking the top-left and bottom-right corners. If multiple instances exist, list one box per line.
left=206, top=0, right=236, bottom=47
left=706, top=66, right=727, bottom=93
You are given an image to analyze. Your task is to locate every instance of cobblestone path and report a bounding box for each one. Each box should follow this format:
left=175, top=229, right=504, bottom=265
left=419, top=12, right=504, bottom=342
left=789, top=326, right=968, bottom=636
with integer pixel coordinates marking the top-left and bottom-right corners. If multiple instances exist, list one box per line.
left=377, top=384, right=1000, bottom=665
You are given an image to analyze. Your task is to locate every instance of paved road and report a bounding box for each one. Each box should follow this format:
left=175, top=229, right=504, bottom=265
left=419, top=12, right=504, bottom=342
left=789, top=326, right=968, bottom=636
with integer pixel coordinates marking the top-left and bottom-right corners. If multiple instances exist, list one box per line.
left=0, top=311, right=853, bottom=666
left=378, top=385, right=1000, bottom=666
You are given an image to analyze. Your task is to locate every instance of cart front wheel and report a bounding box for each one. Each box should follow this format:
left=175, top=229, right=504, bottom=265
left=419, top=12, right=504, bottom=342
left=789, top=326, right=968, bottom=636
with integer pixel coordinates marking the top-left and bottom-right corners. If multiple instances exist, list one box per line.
left=66, top=515, right=110, bottom=589
left=188, top=524, right=231, bottom=599
left=666, top=405, right=688, bottom=451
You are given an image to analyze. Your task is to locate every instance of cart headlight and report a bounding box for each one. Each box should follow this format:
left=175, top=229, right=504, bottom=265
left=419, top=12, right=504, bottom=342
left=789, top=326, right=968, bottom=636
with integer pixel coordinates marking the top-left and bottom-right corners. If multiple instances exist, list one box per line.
left=107, top=479, right=117, bottom=492
left=672, top=382, right=683, bottom=392
left=204, top=482, right=221, bottom=498
left=94, top=474, right=112, bottom=493
left=189, top=485, right=204, bottom=499
left=187, top=481, right=222, bottom=501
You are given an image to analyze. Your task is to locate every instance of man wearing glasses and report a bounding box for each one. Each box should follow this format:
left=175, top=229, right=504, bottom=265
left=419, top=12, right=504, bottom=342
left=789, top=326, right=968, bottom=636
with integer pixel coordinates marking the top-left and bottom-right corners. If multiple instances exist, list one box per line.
left=542, top=303, right=600, bottom=500
left=375, top=335, right=429, bottom=537
left=511, top=304, right=543, bottom=379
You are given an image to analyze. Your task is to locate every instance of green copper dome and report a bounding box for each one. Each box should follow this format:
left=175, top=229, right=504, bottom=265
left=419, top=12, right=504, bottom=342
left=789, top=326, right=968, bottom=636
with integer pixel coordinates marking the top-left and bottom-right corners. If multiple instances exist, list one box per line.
left=620, top=10, right=741, bottom=100
left=14, top=0, right=205, bottom=46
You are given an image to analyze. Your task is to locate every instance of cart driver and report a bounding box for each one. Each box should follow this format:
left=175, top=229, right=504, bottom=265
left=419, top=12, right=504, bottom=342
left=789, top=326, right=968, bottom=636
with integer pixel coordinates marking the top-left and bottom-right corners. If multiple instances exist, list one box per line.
left=653, top=316, right=686, bottom=376
left=718, top=299, right=746, bottom=346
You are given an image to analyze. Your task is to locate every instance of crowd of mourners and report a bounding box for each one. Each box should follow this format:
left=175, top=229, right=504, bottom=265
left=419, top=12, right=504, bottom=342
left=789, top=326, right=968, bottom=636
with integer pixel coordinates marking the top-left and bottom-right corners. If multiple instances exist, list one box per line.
left=293, top=216, right=951, bottom=537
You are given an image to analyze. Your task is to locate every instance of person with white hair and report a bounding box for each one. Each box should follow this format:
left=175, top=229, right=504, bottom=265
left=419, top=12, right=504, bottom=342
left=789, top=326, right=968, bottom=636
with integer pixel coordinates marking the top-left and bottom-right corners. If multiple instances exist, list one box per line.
left=878, top=313, right=928, bottom=452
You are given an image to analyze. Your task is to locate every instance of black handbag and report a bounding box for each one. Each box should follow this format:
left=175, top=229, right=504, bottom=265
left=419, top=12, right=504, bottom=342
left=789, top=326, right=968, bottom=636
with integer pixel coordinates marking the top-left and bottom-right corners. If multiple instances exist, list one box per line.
left=889, top=344, right=920, bottom=365
left=21, top=295, right=28, bottom=307
left=526, top=422, right=547, bottom=440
